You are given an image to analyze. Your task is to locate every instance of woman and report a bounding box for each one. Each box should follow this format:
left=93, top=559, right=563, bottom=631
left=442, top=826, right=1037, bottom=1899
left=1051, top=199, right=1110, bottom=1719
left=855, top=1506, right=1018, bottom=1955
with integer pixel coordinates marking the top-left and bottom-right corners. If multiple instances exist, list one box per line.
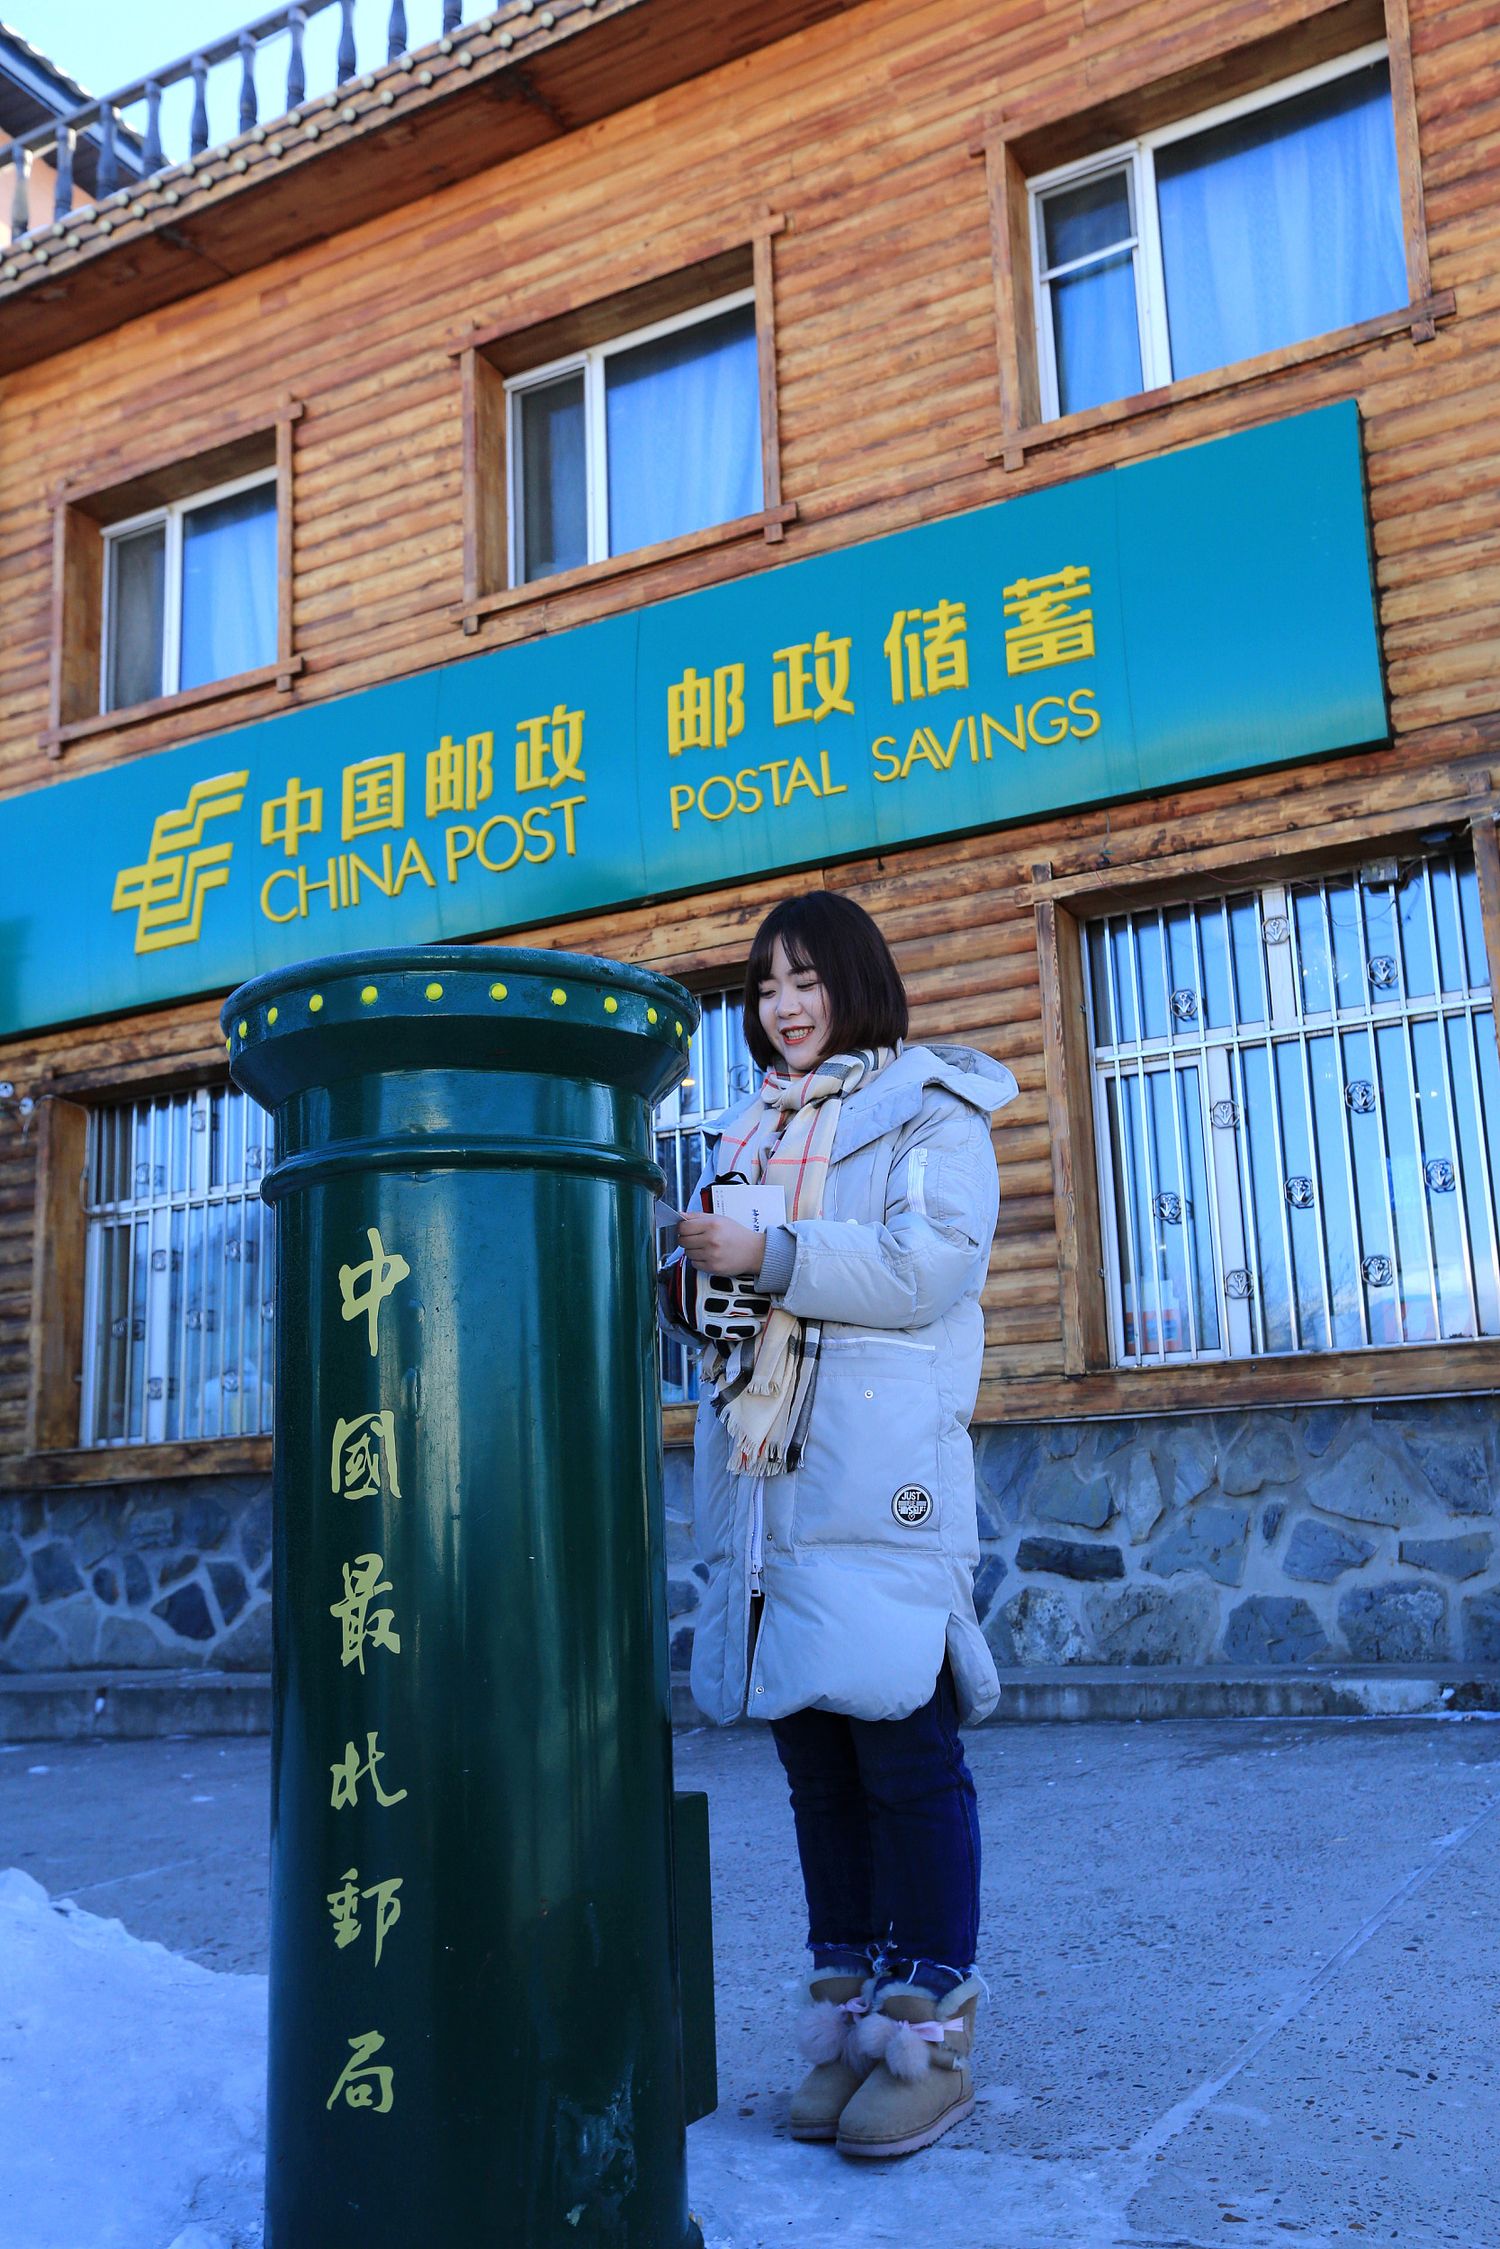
left=663, top=890, right=1015, bottom=2159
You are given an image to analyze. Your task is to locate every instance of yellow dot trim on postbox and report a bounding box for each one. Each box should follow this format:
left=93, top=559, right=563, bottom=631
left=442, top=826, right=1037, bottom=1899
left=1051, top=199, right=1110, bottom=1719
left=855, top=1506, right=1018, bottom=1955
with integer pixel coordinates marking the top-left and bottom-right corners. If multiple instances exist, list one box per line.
left=675, top=1021, right=683, bottom=1036
left=489, top=982, right=508, bottom=1001
left=604, top=996, right=619, bottom=1014
left=551, top=988, right=567, bottom=1006
left=361, top=985, right=378, bottom=1005
left=309, top=994, right=324, bottom=1013
left=225, top=1036, right=232, bottom=1052
left=238, top=1020, right=248, bottom=1038
left=647, top=1007, right=658, bottom=1024
left=425, top=982, right=443, bottom=1002
left=268, top=1007, right=279, bottom=1026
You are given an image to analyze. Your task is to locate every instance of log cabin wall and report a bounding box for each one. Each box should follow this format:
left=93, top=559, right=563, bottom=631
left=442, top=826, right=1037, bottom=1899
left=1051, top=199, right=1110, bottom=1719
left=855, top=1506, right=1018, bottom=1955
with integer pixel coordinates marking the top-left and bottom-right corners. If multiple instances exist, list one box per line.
left=1, top=0, right=1497, bottom=1683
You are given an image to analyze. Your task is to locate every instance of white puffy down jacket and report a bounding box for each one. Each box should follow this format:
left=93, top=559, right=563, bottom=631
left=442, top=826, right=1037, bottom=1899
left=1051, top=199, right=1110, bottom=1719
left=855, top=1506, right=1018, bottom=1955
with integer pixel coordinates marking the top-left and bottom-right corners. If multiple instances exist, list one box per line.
left=678, top=1043, right=1017, bottom=1727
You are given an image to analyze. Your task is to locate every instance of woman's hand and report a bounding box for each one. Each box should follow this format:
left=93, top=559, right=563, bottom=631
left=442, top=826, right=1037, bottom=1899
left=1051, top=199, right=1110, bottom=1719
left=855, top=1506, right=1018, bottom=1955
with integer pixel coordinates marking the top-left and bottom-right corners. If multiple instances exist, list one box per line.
left=677, top=1212, right=768, bottom=1279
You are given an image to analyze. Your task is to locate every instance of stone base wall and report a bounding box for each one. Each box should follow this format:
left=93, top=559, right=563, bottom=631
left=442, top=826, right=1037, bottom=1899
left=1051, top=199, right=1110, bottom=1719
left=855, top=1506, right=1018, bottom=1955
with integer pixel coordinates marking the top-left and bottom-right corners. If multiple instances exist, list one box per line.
left=663, top=1396, right=1500, bottom=1678
left=0, top=1479, right=271, bottom=1672
left=5, top=1398, right=1496, bottom=1681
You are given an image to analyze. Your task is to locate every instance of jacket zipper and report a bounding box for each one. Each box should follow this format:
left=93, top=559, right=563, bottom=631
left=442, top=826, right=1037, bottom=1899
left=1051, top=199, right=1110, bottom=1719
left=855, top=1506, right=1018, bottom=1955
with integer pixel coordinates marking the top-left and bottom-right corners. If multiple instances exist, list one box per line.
left=745, top=1477, right=767, bottom=1703
left=822, top=1335, right=936, bottom=1357
left=748, top=1475, right=765, bottom=1596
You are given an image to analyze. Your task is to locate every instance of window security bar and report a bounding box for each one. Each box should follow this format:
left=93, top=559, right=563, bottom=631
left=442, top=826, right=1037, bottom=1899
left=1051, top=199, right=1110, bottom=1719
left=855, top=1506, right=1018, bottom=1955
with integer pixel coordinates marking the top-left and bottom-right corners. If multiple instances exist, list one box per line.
left=77, top=1005, right=750, bottom=1437
left=1083, top=849, right=1500, bottom=1366
left=80, top=1087, right=276, bottom=1447
left=6, top=0, right=483, bottom=245
left=655, top=988, right=757, bottom=1404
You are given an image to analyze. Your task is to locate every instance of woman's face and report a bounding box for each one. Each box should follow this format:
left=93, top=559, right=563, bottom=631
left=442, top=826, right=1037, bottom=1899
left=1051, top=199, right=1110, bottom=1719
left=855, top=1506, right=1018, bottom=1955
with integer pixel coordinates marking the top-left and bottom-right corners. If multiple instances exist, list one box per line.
left=757, top=936, right=832, bottom=1074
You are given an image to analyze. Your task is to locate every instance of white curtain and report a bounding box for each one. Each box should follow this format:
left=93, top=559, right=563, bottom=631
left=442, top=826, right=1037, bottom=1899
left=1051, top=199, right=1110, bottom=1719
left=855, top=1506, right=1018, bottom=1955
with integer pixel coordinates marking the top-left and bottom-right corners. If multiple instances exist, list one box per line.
left=606, top=302, right=761, bottom=554
left=106, top=525, right=166, bottom=709
left=179, top=482, right=278, bottom=689
left=1052, top=249, right=1145, bottom=415
left=1155, top=60, right=1406, bottom=383
left=519, top=374, right=588, bottom=581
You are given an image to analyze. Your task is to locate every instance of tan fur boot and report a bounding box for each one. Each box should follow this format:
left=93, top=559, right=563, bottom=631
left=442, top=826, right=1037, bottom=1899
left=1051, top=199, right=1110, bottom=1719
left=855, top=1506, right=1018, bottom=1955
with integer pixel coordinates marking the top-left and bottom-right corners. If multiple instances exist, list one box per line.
left=788, top=1972, right=874, bottom=2142
left=834, top=1977, right=981, bottom=2158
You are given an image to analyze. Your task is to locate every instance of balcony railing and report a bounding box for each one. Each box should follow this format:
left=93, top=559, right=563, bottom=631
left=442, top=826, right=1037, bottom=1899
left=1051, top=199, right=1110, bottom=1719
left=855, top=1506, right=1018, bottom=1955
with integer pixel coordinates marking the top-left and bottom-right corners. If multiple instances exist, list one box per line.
left=8, top=0, right=489, bottom=243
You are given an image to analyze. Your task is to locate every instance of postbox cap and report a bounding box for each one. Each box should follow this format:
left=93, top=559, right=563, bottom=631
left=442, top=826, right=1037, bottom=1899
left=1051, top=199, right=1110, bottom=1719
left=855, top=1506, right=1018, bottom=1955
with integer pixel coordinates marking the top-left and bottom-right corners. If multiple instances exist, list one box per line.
left=223, top=943, right=699, bottom=1114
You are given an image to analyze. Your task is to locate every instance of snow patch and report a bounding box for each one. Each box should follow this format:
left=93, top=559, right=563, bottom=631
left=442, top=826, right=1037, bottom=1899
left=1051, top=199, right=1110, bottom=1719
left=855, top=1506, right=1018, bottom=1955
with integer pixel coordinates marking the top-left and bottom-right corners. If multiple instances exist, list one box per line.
left=0, top=1867, right=1280, bottom=2249
left=688, top=2109, right=1125, bottom=2249
left=0, top=1869, right=265, bottom=2249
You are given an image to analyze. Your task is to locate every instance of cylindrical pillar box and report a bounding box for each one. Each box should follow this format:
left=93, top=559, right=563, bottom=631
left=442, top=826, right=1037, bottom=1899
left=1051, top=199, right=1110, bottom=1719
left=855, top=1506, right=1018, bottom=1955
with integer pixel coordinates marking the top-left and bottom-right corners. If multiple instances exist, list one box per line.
left=224, top=945, right=703, bottom=2249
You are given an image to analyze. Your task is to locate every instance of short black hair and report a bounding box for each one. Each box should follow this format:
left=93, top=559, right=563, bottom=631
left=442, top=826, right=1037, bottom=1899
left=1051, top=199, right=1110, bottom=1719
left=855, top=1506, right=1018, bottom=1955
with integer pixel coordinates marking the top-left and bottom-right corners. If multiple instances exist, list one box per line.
left=743, top=891, right=909, bottom=1070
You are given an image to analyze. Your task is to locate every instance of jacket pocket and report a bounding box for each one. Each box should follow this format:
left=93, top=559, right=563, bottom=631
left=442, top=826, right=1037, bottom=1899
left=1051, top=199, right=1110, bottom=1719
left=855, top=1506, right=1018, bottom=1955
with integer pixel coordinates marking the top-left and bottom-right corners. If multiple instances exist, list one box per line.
left=787, top=1337, right=945, bottom=1548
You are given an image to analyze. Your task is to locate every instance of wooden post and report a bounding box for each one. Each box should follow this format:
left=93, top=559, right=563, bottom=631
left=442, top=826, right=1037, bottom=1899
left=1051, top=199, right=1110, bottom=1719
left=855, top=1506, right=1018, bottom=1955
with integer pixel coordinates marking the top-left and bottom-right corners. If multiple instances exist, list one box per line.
left=287, top=10, right=307, bottom=109
left=142, top=87, right=163, bottom=176
left=51, top=127, right=74, bottom=221
left=460, top=348, right=508, bottom=624
left=973, top=129, right=1040, bottom=471
left=1035, top=896, right=1109, bottom=1375
left=276, top=398, right=304, bottom=692
left=1470, top=813, right=1500, bottom=1014
left=239, top=35, right=259, bottom=134
left=25, top=1096, right=89, bottom=1456
left=10, top=143, right=29, bottom=241
left=753, top=216, right=788, bottom=542
left=1384, top=0, right=1435, bottom=339
left=189, top=57, right=210, bottom=157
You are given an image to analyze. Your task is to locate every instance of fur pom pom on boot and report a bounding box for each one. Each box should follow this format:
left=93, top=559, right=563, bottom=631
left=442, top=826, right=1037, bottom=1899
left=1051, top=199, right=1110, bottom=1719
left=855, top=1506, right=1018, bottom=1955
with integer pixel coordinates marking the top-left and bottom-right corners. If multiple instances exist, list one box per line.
left=788, top=1973, right=874, bottom=2142
left=835, top=1978, right=982, bottom=2158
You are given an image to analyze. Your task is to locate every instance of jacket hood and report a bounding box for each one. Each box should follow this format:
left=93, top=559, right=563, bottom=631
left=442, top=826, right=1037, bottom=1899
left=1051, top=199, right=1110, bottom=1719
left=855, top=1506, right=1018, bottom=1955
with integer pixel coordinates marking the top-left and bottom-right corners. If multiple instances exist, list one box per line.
left=816, top=1042, right=1016, bottom=1159
left=710, top=1041, right=1017, bottom=1166
left=870, top=1041, right=1018, bottom=1117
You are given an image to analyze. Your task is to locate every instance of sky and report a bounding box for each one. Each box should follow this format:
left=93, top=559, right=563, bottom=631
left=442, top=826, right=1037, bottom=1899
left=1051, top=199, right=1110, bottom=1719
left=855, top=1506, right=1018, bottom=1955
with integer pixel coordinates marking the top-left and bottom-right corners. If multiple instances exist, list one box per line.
left=6, top=4, right=259, bottom=101
left=5, top=0, right=432, bottom=157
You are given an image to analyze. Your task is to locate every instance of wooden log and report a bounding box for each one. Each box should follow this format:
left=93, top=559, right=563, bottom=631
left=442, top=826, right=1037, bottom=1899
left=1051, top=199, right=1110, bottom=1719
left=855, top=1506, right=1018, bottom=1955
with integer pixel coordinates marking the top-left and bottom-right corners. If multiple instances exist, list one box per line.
left=0, top=0, right=1498, bottom=1470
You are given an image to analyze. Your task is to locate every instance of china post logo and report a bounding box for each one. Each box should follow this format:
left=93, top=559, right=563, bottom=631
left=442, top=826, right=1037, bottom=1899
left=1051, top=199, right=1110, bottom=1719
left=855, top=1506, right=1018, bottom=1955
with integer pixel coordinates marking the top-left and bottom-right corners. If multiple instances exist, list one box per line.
left=111, top=771, right=249, bottom=954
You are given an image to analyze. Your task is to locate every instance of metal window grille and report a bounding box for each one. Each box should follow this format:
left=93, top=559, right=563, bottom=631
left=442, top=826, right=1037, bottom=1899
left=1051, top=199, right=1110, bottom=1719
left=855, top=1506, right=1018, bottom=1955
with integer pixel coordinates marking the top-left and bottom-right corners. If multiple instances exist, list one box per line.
left=80, top=1086, right=276, bottom=1446
left=654, top=987, right=757, bottom=1404
left=1083, top=846, right=1500, bottom=1365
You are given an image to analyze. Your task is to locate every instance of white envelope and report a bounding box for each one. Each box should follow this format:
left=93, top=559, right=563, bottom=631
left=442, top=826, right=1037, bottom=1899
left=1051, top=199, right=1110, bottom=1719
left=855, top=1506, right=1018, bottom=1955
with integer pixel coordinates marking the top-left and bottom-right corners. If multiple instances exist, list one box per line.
left=709, top=1183, right=788, bottom=1233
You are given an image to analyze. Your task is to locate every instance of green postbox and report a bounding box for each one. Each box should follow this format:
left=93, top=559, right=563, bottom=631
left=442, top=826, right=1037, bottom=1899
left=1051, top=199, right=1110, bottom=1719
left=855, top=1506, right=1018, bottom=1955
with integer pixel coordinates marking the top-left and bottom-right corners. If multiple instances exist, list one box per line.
left=224, top=944, right=710, bottom=2249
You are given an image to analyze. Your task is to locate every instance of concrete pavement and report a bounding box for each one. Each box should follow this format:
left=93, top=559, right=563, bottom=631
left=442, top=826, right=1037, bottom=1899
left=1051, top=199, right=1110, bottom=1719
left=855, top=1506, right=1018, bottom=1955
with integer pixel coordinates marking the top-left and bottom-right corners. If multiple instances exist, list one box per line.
left=3, top=1715, right=1497, bottom=2246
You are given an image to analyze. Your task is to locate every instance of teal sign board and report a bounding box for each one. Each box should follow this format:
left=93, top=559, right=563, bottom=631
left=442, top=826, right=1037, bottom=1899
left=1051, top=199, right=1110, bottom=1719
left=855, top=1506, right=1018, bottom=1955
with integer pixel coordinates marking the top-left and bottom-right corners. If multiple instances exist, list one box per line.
left=0, top=403, right=1383, bottom=1039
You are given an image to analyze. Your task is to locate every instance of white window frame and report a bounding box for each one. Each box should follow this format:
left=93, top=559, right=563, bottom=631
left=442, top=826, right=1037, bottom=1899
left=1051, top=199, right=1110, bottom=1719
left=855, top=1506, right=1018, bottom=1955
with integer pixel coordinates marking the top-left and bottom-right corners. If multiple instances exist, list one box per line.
left=100, top=463, right=278, bottom=710
left=1030, top=40, right=1393, bottom=420
left=505, top=286, right=759, bottom=584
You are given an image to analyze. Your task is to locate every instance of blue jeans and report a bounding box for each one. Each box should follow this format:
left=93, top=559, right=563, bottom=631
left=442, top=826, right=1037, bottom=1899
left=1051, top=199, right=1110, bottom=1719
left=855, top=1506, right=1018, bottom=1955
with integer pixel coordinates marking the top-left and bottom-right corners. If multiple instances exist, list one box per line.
left=769, top=1665, right=981, bottom=1989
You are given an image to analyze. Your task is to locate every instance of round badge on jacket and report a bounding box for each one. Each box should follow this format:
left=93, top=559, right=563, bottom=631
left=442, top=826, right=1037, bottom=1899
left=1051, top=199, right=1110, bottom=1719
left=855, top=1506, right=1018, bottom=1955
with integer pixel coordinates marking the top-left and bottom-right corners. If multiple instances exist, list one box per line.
left=891, top=1483, right=934, bottom=1527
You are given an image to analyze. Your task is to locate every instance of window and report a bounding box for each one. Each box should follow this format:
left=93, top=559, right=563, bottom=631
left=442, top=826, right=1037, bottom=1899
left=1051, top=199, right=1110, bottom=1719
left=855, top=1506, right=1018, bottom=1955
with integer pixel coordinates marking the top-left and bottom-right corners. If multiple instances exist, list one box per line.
left=507, top=292, right=763, bottom=585
left=102, top=469, right=277, bottom=713
left=655, top=987, right=756, bottom=1404
left=1084, top=846, right=1500, bottom=1367
left=457, top=229, right=792, bottom=627
left=1031, top=46, right=1406, bottom=418
left=80, top=1086, right=275, bottom=1446
left=48, top=406, right=300, bottom=747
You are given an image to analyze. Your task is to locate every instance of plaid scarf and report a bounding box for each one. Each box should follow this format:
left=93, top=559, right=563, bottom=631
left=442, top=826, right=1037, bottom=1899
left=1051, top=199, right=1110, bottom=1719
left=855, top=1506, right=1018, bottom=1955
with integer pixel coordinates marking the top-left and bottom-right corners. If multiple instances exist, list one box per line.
left=707, top=1047, right=894, bottom=1476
